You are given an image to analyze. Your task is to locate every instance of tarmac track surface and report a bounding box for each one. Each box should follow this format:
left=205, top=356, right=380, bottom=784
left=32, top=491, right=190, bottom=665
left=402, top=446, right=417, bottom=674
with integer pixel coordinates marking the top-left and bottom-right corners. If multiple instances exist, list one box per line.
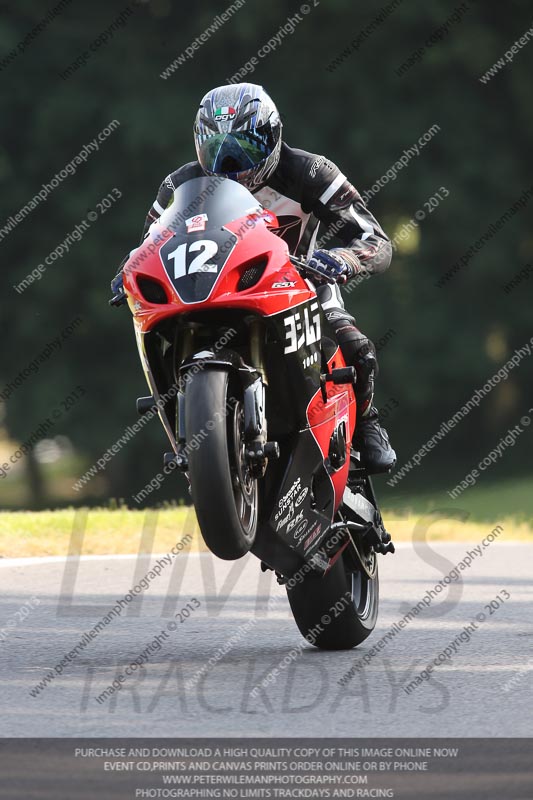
left=0, top=541, right=532, bottom=738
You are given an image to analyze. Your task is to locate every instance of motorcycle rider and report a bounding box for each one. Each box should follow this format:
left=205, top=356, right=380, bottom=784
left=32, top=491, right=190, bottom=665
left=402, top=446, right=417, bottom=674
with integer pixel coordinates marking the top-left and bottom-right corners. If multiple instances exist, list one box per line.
left=112, top=83, right=396, bottom=473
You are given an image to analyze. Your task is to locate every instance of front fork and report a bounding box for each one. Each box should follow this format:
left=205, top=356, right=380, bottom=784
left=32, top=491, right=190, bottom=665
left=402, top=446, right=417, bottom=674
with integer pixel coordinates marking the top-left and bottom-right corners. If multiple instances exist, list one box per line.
left=174, top=322, right=278, bottom=475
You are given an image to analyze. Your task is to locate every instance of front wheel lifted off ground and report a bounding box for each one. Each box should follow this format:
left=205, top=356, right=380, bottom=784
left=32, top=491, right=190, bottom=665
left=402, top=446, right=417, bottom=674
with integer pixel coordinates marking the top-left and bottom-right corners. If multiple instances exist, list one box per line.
left=186, top=368, right=258, bottom=560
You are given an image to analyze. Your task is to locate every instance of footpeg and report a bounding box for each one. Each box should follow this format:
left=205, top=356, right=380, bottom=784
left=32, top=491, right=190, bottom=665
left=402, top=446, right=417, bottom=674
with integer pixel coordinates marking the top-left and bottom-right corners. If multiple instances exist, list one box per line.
left=319, top=367, right=356, bottom=403
left=137, top=396, right=155, bottom=415
left=363, top=525, right=395, bottom=555
left=378, top=529, right=395, bottom=555
left=163, top=452, right=178, bottom=469
left=324, top=367, right=355, bottom=385
left=164, top=448, right=188, bottom=472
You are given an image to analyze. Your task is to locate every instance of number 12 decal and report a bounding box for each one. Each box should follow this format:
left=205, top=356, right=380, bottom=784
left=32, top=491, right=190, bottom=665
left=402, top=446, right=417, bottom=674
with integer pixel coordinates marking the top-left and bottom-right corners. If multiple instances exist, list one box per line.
left=167, top=239, right=219, bottom=279
left=159, top=228, right=237, bottom=304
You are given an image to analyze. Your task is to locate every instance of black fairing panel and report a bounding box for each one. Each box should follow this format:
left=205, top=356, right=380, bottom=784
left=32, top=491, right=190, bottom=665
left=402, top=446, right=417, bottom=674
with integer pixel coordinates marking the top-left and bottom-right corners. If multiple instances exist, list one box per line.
left=251, top=427, right=335, bottom=574
left=263, top=301, right=342, bottom=434
left=159, top=227, right=238, bottom=304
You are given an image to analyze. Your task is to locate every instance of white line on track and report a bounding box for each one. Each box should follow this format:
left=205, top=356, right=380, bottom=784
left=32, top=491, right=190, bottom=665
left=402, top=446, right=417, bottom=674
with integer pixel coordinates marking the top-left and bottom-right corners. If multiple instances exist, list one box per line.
left=0, top=540, right=526, bottom=568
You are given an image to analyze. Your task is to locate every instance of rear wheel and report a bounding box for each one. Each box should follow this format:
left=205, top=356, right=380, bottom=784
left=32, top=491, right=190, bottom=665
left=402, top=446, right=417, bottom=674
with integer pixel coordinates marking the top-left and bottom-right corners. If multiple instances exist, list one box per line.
left=286, top=532, right=379, bottom=650
left=186, top=369, right=258, bottom=560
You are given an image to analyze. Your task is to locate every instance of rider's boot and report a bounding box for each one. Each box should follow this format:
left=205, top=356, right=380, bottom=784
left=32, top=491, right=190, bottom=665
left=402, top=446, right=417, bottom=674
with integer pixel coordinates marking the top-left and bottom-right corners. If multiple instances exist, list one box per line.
left=353, top=405, right=396, bottom=474
left=322, top=305, right=396, bottom=475
left=351, top=350, right=396, bottom=474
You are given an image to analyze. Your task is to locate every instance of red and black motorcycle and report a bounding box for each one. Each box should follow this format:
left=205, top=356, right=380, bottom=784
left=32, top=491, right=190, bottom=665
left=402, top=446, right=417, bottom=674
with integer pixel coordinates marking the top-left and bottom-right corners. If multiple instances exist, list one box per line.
left=119, top=176, right=394, bottom=649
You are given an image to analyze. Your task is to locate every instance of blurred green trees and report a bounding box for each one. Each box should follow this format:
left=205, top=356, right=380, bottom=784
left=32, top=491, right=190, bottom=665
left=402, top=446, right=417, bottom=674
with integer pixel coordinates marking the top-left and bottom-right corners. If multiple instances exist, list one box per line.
left=1, top=0, right=531, bottom=507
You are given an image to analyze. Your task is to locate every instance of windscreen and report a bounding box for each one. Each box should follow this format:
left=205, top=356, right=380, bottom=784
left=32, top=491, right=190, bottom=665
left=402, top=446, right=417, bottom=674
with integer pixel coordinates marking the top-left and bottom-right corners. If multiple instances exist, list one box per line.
left=157, top=176, right=261, bottom=236
left=155, top=177, right=263, bottom=304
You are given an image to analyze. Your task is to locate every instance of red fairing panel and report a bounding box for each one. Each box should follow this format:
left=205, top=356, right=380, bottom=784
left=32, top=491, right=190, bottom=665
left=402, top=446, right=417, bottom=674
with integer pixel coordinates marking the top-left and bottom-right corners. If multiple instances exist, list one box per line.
left=123, top=210, right=317, bottom=334
left=306, top=349, right=356, bottom=513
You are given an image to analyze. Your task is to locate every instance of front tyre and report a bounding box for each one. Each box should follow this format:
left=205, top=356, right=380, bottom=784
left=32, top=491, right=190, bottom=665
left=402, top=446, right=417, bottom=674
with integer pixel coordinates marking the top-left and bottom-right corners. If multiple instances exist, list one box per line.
left=186, top=369, right=258, bottom=560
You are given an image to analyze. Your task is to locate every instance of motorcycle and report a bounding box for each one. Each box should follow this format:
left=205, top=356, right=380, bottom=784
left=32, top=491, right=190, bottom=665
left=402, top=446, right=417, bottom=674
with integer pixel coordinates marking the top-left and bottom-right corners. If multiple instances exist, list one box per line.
left=116, top=175, right=395, bottom=650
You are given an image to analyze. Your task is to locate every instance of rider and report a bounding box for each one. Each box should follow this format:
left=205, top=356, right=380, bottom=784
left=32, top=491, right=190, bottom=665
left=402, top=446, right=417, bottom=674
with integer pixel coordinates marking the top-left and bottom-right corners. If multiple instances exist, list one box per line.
left=112, top=83, right=396, bottom=474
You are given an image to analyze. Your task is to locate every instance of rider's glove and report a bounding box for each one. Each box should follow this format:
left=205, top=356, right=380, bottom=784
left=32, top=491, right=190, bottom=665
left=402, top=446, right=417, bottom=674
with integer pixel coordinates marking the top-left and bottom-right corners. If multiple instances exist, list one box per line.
left=307, top=248, right=361, bottom=285
left=109, top=271, right=127, bottom=307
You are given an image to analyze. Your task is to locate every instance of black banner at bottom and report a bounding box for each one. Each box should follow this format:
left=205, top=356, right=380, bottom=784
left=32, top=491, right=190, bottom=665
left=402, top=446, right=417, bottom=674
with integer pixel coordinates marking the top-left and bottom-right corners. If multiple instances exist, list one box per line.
left=0, top=738, right=531, bottom=799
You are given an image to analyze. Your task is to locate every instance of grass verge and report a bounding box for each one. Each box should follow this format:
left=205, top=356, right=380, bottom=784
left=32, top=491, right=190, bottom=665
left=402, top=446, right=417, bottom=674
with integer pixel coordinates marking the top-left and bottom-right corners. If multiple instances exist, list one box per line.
left=0, top=494, right=531, bottom=559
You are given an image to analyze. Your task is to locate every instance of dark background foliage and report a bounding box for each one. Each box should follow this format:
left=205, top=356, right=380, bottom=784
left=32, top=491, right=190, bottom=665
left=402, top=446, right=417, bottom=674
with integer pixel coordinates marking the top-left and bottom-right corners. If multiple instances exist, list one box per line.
left=1, top=0, right=531, bottom=508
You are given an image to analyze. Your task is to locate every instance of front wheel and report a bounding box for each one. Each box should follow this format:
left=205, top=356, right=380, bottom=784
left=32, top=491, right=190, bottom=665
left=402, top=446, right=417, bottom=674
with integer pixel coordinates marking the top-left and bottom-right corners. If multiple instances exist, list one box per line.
left=286, top=548, right=379, bottom=650
left=186, top=369, right=258, bottom=560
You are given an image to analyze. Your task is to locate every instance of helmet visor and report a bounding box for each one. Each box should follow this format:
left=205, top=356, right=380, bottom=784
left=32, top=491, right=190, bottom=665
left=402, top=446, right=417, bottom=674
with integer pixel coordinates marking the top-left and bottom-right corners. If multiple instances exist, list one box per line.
left=197, top=132, right=270, bottom=175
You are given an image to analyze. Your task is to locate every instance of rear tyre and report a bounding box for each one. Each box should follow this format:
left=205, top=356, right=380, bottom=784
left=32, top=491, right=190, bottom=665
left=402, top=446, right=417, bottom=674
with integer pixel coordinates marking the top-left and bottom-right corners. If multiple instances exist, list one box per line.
left=286, top=548, right=379, bottom=650
left=186, top=369, right=258, bottom=560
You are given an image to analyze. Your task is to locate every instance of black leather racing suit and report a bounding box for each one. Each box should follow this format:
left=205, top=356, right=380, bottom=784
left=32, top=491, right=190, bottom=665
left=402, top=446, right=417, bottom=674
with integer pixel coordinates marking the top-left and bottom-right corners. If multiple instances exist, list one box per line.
left=132, top=142, right=392, bottom=417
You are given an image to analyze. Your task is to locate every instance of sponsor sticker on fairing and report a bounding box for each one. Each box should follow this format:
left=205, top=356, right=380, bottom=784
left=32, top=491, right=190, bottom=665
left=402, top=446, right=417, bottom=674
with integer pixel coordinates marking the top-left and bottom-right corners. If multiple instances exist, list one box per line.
left=186, top=214, right=208, bottom=233
left=303, top=522, right=323, bottom=552
left=283, top=301, right=321, bottom=355
left=295, top=487, right=308, bottom=507
left=303, top=351, right=319, bottom=369
left=274, top=477, right=301, bottom=521
left=276, top=504, right=294, bottom=531
left=293, top=518, right=309, bottom=541
left=286, top=510, right=305, bottom=534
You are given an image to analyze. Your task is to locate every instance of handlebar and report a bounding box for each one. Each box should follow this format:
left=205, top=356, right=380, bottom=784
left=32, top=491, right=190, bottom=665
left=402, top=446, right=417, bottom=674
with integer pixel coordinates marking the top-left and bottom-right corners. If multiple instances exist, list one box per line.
left=289, top=255, right=336, bottom=285
left=109, top=290, right=127, bottom=307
